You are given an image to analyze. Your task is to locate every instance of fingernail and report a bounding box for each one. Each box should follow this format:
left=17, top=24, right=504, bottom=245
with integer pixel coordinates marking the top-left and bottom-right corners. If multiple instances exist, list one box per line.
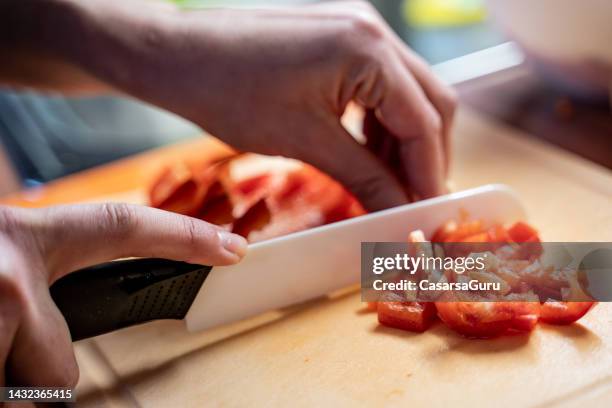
left=218, top=230, right=248, bottom=258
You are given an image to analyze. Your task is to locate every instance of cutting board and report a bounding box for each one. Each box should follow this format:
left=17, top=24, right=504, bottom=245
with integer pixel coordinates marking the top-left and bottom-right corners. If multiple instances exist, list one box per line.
left=4, top=108, right=612, bottom=407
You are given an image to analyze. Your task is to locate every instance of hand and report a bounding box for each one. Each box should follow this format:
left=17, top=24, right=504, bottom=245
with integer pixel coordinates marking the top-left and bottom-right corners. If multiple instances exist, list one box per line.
left=61, top=0, right=456, bottom=211
left=0, top=203, right=246, bottom=386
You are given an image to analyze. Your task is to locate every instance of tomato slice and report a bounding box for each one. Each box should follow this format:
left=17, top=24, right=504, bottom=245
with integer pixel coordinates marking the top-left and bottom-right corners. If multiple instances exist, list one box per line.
left=150, top=157, right=364, bottom=242
left=435, top=293, right=540, bottom=338
left=486, top=225, right=512, bottom=243
left=507, top=221, right=540, bottom=243
left=149, top=164, right=192, bottom=208
left=443, top=220, right=485, bottom=242
left=231, top=198, right=271, bottom=238
left=152, top=159, right=233, bottom=217
left=243, top=165, right=364, bottom=241
left=377, top=293, right=437, bottom=333
left=431, top=220, right=457, bottom=243
left=540, top=301, right=596, bottom=325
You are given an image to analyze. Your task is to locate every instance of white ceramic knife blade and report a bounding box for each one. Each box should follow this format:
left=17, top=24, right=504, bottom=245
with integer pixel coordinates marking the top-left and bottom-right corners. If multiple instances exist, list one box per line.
left=185, top=184, right=525, bottom=331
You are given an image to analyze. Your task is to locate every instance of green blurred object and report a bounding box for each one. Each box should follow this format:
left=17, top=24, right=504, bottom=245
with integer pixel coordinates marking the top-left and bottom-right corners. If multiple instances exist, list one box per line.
left=405, top=0, right=486, bottom=28
left=168, top=0, right=201, bottom=6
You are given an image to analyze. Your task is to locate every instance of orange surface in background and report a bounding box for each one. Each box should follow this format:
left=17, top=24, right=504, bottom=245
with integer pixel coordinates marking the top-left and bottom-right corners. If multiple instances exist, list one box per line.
left=0, top=138, right=233, bottom=207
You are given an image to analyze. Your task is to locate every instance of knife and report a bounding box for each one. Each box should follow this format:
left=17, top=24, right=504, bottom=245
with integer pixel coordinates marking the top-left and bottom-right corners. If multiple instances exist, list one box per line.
left=50, top=184, right=525, bottom=341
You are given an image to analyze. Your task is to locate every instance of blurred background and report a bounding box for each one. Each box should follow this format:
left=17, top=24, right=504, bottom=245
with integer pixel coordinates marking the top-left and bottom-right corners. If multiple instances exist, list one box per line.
left=1, top=0, right=610, bottom=196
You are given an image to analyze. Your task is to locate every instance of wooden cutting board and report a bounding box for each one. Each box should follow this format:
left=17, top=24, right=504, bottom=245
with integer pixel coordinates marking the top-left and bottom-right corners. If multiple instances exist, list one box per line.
left=3, top=108, right=612, bottom=407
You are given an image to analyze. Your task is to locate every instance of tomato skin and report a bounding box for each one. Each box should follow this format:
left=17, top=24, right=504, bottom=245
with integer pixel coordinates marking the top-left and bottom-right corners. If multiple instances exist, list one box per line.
left=231, top=198, right=271, bottom=238
left=443, top=220, right=484, bottom=243
left=540, top=301, right=596, bottom=325
left=377, top=294, right=437, bottom=333
left=507, top=221, right=540, bottom=243
left=431, top=220, right=457, bottom=243
left=151, top=158, right=364, bottom=242
left=365, top=302, right=379, bottom=311
left=149, top=164, right=192, bottom=209
left=435, top=298, right=540, bottom=338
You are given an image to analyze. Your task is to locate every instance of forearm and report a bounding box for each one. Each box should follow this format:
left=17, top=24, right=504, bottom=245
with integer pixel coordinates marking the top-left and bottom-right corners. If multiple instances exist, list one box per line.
left=0, top=0, right=175, bottom=94
left=0, top=0, right=94, bottom=91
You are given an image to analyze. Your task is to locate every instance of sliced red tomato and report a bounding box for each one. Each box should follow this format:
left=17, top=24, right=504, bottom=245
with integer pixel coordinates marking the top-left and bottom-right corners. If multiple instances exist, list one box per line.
left=461, top=232, right=491, bottom=243
left=149, top=164, right=192, bottom=208
left=242, top=165, right=364, bottom=241
left=443, top=220, right=485, bottom=243
left=540, top=301, right=596, bottom=325
left=507, top=221, right=540, bottom=243
left=151, top=158, right=233, bottom=217
left=377, top=293, right=437, bottom=333
left=486, top=225, right=512, bottom=243
left=436, top=302, right=540, bottom=338
left=431, top=220, right=457, bottom=243
left=193, top=181, right=233, bottom=224
left=435, top=292, right=540, bottom=338
left=231, top=198, right=272, bottom=238
left=271, top=166, right=364, bottom=222
left=432, top=220, right=540, bottom=245
left=150, top=157, right=364, bottom=242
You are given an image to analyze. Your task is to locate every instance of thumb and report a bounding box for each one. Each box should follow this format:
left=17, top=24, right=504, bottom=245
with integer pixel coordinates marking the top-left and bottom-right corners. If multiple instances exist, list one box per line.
left=30, top=203, right=248, bottom=281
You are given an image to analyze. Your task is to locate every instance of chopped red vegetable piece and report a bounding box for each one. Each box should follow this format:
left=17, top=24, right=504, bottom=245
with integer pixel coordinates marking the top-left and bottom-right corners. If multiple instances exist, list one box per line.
left=435, top=295, right=540, bottom=338
left=231, top=198, right=272, bottom=238
left=377, top=293, right=437, bottom=333
left=540, top=301, right=596, bottom=325
left=507, top=221, right=540, bottom=243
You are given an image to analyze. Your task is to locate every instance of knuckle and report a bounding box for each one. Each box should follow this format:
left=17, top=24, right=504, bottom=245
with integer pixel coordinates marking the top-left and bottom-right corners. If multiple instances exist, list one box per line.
left=439, top=87, right=458, bottom=117
left=182, top=216, right=219, bottom=247
left=333, top=9, right=391, bottom=65
left=415, top=111, right=443, bottom=138
left=100, top=203, right=137, bottom=234
left=0, top=235, right=27, bottom=311
left=350, top=60, right=385, bottom=107
left=180, top=217, right=221, bottom=263
left=346, top=0, right=377, bottom=14
left=342, top=7, right=385, bottom=43
left=181, top=216, right=201, bottom=249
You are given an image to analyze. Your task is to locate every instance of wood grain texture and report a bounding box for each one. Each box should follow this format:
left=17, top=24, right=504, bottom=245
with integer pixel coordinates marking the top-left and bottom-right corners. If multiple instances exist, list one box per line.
left=2, top=108, right=611, bottom=407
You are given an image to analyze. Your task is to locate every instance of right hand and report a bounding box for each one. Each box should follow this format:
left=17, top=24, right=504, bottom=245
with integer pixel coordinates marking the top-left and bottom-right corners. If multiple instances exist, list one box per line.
left=56, top=0, right=457, bottom=211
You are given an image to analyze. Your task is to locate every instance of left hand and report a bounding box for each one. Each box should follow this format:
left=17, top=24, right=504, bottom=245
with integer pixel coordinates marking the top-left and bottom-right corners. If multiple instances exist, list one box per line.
left=0, top=203, right=246, bottom=386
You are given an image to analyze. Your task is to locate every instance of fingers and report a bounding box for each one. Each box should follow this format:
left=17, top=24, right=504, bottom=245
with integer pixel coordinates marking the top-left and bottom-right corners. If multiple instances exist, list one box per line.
left=299, top=117, right=409, bottom=212
left=390, top=43, right=457, bottom=175
left=31, top=203, right=248, bottom=281
left=373, top=52, right=447, bottom=199
left=0, top=241, right=22, bottom=386
left=363, top=109, right=407, bottom=190
left=7, top=290, right=79, bottom=387
left=304, top=0, right=456, bottom=179
left=0, top=235, right=76, bottom=388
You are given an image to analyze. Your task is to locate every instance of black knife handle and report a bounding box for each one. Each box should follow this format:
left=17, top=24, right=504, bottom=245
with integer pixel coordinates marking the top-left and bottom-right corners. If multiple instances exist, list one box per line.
left=50, top=258, right=212, bottom=341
